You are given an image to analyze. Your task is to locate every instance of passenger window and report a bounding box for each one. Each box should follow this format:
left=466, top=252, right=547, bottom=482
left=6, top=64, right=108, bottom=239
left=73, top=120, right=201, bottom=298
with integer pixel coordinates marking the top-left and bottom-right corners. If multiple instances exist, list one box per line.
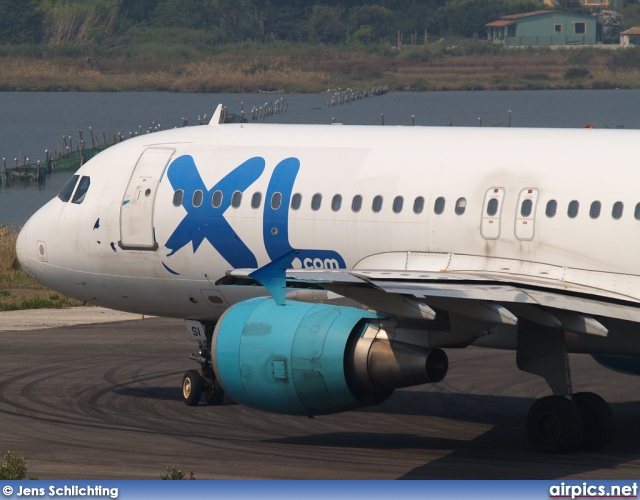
left=434, top=197, right=445, bottom=215
left=251, top=192, right=262, bottom=209
left=271, top=192, right=282, bottom=210
left=413, top=196, right=424, bottom=214
left=521, top=199, right=533, bottom=217
left=589, top=201, right=601, bottom=219
left=311, top=193, right=322, bottom=211
left=545, top=200, right=557, bottom=218
left=192, top=190, right=203, bottom=208
left=58, top=175, right=79, bottom=202
left=71, top=176, right=91, bottom=204
left=455, top=198, right=467, bottom=215
left=372, top=195, right=383, bottom=213
left=231, top=191, right=242, bottom=208
left=487, top=198, right=499, bottom=216
left=212, top=190, right=223, bottom=208
left=393, top=196, right=403, bottom=214
left=352, top=195, right=362, bottom=213
left=635, top=203, right=640, bottom=220
left=568, top=200, right=579, bottom=219
left=331, top=194, right=342, bottom=212
left=291, top=193, right=302, bottom=210
left=612, top=201, right=623, bottom=220
left=172, top=189, right=184, bottom=207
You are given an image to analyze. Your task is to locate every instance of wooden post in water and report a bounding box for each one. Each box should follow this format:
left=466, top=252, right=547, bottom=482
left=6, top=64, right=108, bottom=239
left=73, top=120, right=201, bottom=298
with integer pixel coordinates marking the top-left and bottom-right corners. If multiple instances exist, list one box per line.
left=45, top=150, right=51, bottom=174
left=508, top=110, right=512, bottom=127
left=381, top=113, right=384, bottom=126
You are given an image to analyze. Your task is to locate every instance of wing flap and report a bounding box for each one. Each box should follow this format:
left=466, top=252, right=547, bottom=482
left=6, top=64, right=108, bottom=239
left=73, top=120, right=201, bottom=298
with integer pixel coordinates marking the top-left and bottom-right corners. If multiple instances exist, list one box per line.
left=284, top=268, right=640, bottom=329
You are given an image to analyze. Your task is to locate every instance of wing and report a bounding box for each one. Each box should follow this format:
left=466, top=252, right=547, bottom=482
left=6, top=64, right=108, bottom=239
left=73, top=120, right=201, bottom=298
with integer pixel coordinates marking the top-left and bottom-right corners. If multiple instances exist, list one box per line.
left=222, top=265, right=640, bottom=338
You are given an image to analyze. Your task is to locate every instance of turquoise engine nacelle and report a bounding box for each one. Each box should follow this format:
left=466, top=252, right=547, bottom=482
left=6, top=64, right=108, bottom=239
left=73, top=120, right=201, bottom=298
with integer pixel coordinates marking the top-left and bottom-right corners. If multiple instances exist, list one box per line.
left=211, top=297, right=382, bottom=416
left=593, top=354, right=640, bottom=376
left=211, top=297, right=448, bottom=416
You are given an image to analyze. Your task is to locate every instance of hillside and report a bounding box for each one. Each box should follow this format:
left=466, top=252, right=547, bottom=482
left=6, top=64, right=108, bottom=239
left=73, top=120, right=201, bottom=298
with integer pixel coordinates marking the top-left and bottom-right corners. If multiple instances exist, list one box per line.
left=1, top=0, right=640, bottom=92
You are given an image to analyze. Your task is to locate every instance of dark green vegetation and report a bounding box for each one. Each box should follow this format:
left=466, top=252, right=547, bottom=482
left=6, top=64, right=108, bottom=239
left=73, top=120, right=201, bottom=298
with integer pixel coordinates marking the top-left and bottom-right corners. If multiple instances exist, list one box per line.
left=160, top=466, right=194, bottom=480
left=0, top=451, right=27, bottom=480
left=4, top=0, right=640, bottom=45
left=1, top=0, right=640, bottom=92
left=0, top=0, right=559, bottom=46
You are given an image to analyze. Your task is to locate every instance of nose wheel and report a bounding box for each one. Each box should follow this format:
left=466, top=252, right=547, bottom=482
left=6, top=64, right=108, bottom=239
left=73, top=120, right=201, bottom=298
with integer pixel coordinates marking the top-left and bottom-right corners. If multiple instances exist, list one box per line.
left=182, top=368, right=225, bottom=406
left=204, top=376, right=225, bottom=406
left=182, top=370, right=203, bottom=406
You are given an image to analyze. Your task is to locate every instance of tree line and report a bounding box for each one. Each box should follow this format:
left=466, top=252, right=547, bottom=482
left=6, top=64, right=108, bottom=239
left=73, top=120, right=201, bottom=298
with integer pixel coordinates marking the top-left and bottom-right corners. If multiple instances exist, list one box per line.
left=0, top=0, right=592, bottom=46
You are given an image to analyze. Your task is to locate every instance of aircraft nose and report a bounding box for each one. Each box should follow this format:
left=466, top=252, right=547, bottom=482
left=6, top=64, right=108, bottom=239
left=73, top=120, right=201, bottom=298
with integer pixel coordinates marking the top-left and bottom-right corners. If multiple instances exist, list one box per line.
left=16, top=219, right=33, bottom=277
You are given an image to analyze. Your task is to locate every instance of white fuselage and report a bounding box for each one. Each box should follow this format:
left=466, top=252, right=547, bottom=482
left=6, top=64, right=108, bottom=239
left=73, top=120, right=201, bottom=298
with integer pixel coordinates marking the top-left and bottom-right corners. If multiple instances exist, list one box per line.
left=16, top=123, right=640, bottom=328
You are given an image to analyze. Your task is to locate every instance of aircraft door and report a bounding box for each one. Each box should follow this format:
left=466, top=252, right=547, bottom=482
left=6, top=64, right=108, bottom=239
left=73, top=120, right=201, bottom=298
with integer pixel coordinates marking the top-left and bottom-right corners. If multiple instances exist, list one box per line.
left=514, top=188, right=539, bottom=241
left=119, top=147, right=175, bottom=250
left=481, top=187, right=505, bottom=240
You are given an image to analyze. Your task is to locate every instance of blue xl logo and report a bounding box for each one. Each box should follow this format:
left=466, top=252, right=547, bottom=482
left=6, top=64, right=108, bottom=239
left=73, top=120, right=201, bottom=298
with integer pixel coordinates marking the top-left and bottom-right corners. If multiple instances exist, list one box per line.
left=164, top=155, right=346, bottom=271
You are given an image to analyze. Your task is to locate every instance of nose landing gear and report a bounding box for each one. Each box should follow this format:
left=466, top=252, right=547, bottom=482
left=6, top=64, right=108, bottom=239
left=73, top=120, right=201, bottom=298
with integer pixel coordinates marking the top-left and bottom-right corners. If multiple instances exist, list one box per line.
left=182, top=321, right=225, bottom=406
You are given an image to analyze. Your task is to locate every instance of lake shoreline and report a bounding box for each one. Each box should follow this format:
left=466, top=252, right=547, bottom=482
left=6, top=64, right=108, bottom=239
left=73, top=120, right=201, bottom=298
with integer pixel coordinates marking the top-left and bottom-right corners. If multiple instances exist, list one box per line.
left=2, top=45, right=639, bottom=93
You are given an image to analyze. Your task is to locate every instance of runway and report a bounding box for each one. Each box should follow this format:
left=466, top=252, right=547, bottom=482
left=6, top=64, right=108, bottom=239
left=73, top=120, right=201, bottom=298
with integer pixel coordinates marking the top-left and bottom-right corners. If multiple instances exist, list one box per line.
left=2, top=316, right=640, bottom=479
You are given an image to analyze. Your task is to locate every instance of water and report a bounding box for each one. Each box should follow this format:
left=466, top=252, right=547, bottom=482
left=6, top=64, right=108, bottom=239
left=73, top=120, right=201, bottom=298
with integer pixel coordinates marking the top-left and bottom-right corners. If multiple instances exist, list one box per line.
left=1, top=89, right=639, bottom=226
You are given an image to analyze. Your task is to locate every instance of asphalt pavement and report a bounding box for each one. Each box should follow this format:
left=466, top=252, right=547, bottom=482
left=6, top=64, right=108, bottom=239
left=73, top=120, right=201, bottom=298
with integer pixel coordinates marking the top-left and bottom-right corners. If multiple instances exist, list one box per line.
left=1, top=309, right=640, bottom=479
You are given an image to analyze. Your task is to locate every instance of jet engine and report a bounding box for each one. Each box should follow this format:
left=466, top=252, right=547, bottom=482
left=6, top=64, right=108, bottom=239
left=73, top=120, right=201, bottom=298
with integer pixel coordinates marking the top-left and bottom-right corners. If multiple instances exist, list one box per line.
left=211, top=297, right=448, bottom=416
left=593, top=354, right=640, bottom=376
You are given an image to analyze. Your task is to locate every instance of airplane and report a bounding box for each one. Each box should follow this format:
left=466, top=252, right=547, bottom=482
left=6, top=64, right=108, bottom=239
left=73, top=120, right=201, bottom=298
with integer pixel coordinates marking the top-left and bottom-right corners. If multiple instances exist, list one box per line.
left=15, top=104, right=640, bottom=454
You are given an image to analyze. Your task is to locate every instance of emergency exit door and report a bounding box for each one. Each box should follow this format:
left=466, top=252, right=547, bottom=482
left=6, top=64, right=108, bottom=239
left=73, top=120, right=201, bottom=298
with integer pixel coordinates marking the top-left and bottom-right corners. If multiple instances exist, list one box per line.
left=481, top=187, right=505, bottom=240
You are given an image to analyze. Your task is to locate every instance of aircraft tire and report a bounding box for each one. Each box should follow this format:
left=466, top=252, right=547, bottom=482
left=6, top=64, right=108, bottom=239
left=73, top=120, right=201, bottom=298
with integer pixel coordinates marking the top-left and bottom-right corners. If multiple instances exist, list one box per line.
left=205, top=379, right=224, bottom=406
left=526, top=395, right=583, bottom=454
left=573, top=392, right=614, bottom=451
left=182, top=370, right=203, bottom=406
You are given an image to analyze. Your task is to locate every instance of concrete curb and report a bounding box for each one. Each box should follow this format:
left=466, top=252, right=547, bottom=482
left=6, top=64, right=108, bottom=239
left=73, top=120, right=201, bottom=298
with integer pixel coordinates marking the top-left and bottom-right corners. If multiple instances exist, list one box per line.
left=0, top=306, right=151, bottom=332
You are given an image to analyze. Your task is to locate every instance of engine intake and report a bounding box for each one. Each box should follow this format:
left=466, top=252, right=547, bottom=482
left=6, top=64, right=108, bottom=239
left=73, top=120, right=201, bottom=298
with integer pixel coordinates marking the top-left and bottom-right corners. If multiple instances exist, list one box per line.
left=212, top=297, right=448, bottom=416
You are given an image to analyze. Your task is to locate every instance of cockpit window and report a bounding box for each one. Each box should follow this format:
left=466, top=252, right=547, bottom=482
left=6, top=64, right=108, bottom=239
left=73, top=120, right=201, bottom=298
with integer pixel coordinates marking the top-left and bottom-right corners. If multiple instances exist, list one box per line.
left=71, top=176, right=91, bottom=204
left=58, top=175, right=79, bottom=202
